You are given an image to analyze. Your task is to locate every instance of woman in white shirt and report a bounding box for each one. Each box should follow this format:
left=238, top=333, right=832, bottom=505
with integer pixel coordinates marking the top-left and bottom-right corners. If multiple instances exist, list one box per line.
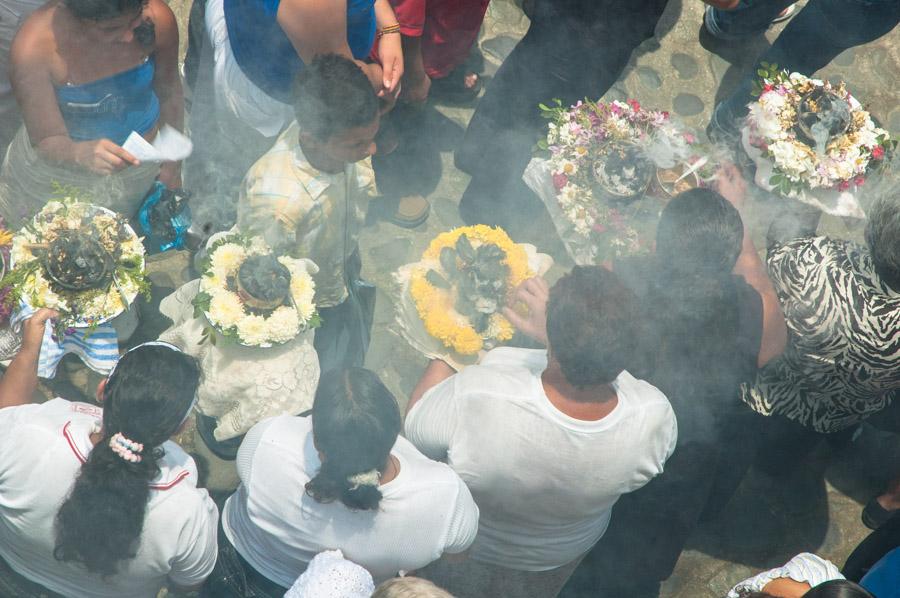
left=211, top=368, right=479, bottom=596
left=0, top=313, right=218, bottom=598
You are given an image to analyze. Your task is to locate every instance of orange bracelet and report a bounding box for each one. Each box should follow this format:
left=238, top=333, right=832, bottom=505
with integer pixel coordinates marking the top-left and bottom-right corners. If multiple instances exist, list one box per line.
left=377, top=23, right=401, bottom=38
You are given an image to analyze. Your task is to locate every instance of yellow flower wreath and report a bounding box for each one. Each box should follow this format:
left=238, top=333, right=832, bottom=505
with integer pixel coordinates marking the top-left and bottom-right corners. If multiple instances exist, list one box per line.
left=410, top=225, right=532, bottom=355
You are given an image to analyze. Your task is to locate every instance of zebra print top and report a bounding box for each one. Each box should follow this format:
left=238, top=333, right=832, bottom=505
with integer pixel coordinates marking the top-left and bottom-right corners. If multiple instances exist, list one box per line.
left=742, top=236, right=900, bottom=433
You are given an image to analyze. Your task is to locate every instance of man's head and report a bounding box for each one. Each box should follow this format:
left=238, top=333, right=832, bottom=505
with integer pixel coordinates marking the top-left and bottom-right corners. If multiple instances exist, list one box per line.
left=293, top=54, right=380, bottom=166
left=865, top=196, right=900, bottom=292
left=546, top=266, right=641, bottom=391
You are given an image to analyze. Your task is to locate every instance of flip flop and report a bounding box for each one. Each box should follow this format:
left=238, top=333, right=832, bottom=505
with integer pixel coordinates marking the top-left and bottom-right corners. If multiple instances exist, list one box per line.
left=429, top=70, right=483, bottom=104
left=862, top=496, right=898, bottom=530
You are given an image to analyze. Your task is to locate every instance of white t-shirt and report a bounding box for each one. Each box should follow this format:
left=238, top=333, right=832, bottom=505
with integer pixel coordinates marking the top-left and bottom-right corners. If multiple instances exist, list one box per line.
left=0, top=399, right=219, bottom=598
left=727, top=553, right=844, bottom=597
left=404, top=347, right=678, bottom=571
left=222, top=415, right=480, bottom=587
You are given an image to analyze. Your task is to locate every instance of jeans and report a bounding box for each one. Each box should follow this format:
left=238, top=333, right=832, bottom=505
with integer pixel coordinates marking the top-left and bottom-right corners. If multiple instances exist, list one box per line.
left=454, top=0, right=667, bottom=230
left=710, top=0, right=900, bottom=132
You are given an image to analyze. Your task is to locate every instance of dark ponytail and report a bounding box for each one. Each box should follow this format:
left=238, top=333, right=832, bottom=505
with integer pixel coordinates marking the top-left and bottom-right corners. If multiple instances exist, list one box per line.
left=54, top=345, right=200, bottom=577
left=305, top=368, right=401, bottom=511
left=648, top=189, right=744, bottom=388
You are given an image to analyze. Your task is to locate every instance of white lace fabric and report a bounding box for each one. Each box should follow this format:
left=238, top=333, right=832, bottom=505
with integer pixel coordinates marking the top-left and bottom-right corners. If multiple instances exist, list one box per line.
left=283, top=550, right=375, bottom=598
left=159, top=280, right=320, bottom=440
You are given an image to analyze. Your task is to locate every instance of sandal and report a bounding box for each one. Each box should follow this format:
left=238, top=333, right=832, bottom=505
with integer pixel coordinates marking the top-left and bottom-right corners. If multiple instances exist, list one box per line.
left=429, top=69, right=483, bottom=104
left=862, top=496, right=898, bottom=530
left=368, top=194, right=430, bottom=228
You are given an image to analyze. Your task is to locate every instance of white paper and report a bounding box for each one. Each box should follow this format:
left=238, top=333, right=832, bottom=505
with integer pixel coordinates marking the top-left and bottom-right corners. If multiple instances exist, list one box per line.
left=122, top=125, right=193, bottom=163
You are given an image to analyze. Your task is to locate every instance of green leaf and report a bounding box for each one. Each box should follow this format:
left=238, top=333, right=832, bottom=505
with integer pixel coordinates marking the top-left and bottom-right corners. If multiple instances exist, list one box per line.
left=757, top=69, right=768, bottom=78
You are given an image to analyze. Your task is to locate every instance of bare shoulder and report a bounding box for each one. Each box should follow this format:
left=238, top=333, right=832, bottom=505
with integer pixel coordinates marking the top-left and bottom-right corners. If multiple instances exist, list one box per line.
left=146, top=0, right=178, bottom=47
left=12, top=3, right=59, bottom=63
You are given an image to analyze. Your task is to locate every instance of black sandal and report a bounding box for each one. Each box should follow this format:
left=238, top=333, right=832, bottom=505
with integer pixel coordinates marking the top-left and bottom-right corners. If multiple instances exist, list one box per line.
left=429, top=69, right=483, bottom=104
left=862, top=496, right=898, bottom=530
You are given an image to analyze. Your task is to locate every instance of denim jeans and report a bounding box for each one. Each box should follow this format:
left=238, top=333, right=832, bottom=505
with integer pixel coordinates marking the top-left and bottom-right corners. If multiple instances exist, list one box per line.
left=711, top=0, right=900, bottom=132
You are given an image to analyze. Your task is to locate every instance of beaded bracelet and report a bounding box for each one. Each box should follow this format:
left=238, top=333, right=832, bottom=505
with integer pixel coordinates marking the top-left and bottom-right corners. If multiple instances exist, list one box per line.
left=377, top=23, right=401, bottom=38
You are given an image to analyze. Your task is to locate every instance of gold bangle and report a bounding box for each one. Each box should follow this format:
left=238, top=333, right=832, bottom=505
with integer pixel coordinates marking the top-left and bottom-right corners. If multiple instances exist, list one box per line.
left=377, top=23, right=401, bottom=37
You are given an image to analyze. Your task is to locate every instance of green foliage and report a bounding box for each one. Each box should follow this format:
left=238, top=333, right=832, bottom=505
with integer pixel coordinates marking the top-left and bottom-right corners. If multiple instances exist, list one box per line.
left=750, top=62, right=786, bottom=97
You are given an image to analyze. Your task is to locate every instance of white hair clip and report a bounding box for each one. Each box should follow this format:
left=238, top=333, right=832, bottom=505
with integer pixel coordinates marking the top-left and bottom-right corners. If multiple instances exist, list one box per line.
left=347, top=469, right=381, bottom=490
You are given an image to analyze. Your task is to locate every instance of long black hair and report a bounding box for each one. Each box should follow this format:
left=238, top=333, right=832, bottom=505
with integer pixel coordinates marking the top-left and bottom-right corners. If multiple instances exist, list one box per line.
left=803, top=580, right=875, bottom=598
left=305, top=368, right=402, bottom=511
left=54, top=344, right=200, bottom=577
left=647, top=188, right=745, bottom=389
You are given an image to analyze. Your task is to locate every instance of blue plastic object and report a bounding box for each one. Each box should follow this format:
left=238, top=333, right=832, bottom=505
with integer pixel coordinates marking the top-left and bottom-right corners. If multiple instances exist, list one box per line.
left=137, top=181, right=192, bottom=253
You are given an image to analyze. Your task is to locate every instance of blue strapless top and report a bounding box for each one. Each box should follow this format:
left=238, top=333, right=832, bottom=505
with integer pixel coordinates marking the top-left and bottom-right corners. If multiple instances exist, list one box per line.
left=55, top=57, right=160, bottom=146
left=224, top=0, right=376, bottom=103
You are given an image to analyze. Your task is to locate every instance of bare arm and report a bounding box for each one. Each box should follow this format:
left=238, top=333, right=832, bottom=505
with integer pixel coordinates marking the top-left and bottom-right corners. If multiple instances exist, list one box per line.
left=407, top=358, right=455, bottom=415
left=716, top=165, right=788, bottom=367
left=149, top=0, right=184, bottom=187
left=0, top=309, right=57, bottom=409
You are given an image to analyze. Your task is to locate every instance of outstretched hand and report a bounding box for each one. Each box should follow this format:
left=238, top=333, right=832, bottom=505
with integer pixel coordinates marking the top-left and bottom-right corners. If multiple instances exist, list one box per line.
left=502, top=277, right=550, bottom=346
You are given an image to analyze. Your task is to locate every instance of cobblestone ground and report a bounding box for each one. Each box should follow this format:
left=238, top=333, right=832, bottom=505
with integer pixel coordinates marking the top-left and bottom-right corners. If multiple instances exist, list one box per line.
left=42, top=1, right=900, bottom=596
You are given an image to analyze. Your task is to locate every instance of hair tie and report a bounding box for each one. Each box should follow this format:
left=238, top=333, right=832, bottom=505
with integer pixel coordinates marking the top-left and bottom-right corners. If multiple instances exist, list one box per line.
left=347, top=469, right=380, bottom=490
left=109, top=432, right=144, bottom=463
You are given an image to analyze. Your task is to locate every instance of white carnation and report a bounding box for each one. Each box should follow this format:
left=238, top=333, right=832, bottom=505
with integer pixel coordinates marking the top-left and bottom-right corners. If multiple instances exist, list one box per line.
left=210, top=243, right=246, bottom=276
left=265, top=306, right=300, bottom=343
left=236, top=314, right=269, bottom=346
left=208, top=291, right=245, bottom=328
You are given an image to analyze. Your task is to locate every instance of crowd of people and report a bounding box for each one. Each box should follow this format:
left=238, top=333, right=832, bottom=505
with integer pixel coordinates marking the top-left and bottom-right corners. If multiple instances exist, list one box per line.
left=0, top=0, right=897, bottom=596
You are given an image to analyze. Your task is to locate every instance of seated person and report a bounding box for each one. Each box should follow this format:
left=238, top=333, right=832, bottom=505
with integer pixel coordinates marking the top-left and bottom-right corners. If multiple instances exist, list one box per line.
left=563, top=169, right=787, bottom=598
left=741, top=194, right=900, bottom=471
left=210, top=368, right=479, bottom=596
left=1, top=0, right=183, bottom=226
left=405, top=266, right=678, bottom=598
left=236, top=54, right=381, bottom=372
left=0, top=313, right=218, bottom=598
left=727, top=553, right=860, bottom=598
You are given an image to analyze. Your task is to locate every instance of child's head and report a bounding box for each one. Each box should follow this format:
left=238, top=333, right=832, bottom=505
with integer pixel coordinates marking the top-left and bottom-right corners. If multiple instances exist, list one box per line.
left=372, top=576, right=455, bottom=597
left=293, top=54, right=380, bottom=166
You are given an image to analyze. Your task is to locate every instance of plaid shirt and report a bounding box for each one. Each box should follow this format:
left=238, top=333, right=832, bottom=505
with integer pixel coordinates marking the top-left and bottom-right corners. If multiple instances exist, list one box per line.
left=237, top=122, right=376, bottom=307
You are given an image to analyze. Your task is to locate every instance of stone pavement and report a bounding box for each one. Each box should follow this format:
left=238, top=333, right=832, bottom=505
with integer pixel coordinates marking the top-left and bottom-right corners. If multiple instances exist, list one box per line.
left=47, top=1, right=900, bottom=596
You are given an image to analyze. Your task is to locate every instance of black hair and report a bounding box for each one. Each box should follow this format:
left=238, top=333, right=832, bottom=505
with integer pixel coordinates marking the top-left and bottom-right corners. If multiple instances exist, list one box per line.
left=546, top=266, right=642, bottom=390
left=54, top=345, right=200, bottom=577
left=647, top=188, right=745, bottom=389
left=293, top=54, right=379, bottom=141
left=305, top=368, right=401, bottom=511
left=65, top=0, right=146, bottom=21
left=803, top=580, right=875, bottom=598
left=864, top=196, right=900, bottom=292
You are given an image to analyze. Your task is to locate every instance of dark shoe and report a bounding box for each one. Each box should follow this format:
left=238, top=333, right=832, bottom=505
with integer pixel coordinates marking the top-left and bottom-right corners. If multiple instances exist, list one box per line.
left=196, top=413, right=243, bottom=461
left=367, top=194, right=430, bottom=228
left=862, top=497, right=899, bottom=530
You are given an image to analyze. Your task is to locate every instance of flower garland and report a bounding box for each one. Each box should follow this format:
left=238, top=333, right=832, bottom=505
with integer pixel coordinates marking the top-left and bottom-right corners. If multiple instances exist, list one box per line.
left=1, top=198, right=148, bottom=332
left=540, top=98, right=698, bottom=262
left=409, top=225, right=531, bottom=355
left=746, top=64, right=893, bottom=195
left=192, top=234, right=319, bottom=347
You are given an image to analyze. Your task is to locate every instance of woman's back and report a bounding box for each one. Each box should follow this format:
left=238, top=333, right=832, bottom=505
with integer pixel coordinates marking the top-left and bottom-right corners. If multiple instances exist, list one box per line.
left=223, top=415, right=478, bottom=586
left=0, top=398, right=217, bottom=598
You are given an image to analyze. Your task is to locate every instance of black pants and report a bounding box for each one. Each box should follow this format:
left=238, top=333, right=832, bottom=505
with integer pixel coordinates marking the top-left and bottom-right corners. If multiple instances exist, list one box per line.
left=201, top=519, right=289, bottom=598
left=313, top=250, right=375, bottom=375
left=454, top=0, right=667, bottom=234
